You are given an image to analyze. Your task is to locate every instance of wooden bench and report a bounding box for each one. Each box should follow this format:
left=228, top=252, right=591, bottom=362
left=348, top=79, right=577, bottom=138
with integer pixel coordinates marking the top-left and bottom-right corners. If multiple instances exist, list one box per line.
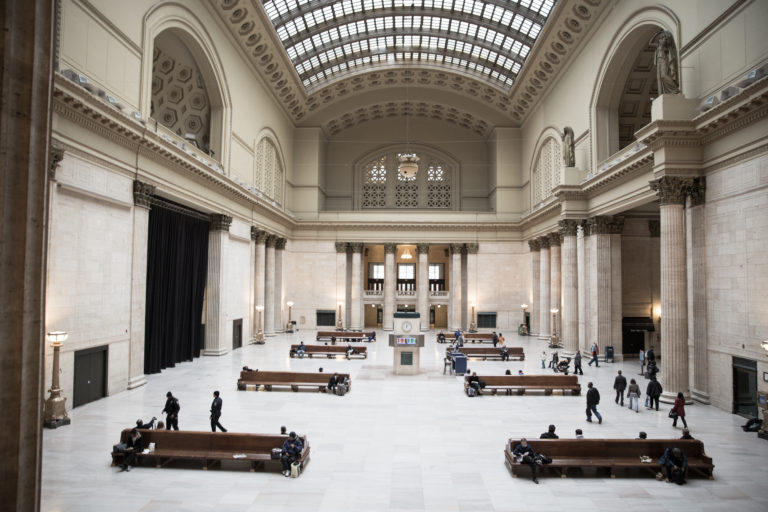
left=316, top=330, right=374, bottom=342
left=290, top=344, right=367, bottom=359
left=237, top=370, right=351, bottom=393
left=504, top=438, right=714, bottom=479
left=438, top=332, right=496, bottom=343
left=463, top=374, right=581, bottom=395
left=448, top=347, right=524, bottom=361
left=110, top=429, right=310, bottom=474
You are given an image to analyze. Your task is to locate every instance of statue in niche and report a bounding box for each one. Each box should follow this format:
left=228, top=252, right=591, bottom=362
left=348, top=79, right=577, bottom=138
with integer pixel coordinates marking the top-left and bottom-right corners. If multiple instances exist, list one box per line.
left=562, top=126, right=575, bottom=167
left=650, top=30, right=681, bottom=95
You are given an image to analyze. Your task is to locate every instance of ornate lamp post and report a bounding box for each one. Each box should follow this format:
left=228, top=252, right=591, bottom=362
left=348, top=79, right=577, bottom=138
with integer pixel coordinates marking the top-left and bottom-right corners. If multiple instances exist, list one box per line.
left=550, top=308, right=560, bottom=347
left=254, top=306, right=265, bottom=344
left=285, top=301, right=294, bottom=332
left=469, top=304, right=477, bottom=331
left=520, top=304, right=529, bottom=335
left=44, top=331, right=71, bottom=428
left=337, top=301, right=343, bottom=329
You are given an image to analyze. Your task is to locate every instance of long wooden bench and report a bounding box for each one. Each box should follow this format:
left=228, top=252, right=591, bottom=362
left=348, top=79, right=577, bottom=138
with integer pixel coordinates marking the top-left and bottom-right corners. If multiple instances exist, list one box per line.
left=290, top=344, right=367, bottom=359
left=237, top=370, right=351, bottom=393
left=448, top=347, right=524, bottom=361
left=463, top=374, right=581, bottom=395
left=438, top=332, right=496, bottom=343
left=504, top=438, right=714, bottom=479
left=110, top=429, right=310, bottom=474
left=316, top=330, right=374, bottom=342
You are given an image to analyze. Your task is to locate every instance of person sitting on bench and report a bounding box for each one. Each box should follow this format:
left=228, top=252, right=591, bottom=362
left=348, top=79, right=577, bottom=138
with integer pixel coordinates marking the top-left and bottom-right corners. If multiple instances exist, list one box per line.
left=540, top=424, right=559, bottom=439
left=368, top=331, right=376, bottom=342
left=437, top=331, right=446, bottom=343
left=327, top=373, right=340, bottom=393
left=659, top=446, right=688, bottom=485
left=500, top=345, right=509, bottom=361
left=468, top=372, right=483, bottom=395
left=512, top=438, right=539, bottom=484
left=118, top=429, right=144, bottom=472
left=296, top=342, right=306, bottom=358
left=280, top=432, right=304, bottom=477
left=135, top=416, right=156, bottom=430
left=345, top=344, right=358, bottom=359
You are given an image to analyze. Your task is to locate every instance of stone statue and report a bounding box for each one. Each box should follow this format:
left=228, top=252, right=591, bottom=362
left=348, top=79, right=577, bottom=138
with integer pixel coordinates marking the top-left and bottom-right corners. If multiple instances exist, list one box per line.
left=562, top=126, right=575, bottom=167
left=650, top=30, right=680, bottom=95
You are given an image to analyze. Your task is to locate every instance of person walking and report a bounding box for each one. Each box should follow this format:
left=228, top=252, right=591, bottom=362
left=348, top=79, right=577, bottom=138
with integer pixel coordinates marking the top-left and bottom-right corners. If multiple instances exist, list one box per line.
left=585, top=382, right=602, bottom=424
left=646, top=375, right=662, bottom=411
left=639, top=348, right=646, bottom=375
left=627, top=378, right=641, bottom=412
left=210, top=390, right=227, bottom=432
left=573, top=351, right=583, bottom=375
left=540, top=351, right=547, bottom=369
left=588, top=342, right=599, bottom=367
left=613, top=370, right=627, bottom=406
left=670, top=392, right=688, bottom=428
left=162, top=391, right=180, bottom=430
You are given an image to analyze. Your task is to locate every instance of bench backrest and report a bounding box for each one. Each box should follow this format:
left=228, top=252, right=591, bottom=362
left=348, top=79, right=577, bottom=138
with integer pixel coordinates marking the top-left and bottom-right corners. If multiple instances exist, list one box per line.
left=316, top=331, right=372, bottom=337
left=452, top=347, right=523, bottom=355
left=467, top=375, right=579, bottom=387
left=506, top=438, right=708, bottom=460
left=239, top=370, right=350, bottom=384
left=291, top=345, right=367, bottom=354
left=120, top=429, right=309, bottom=455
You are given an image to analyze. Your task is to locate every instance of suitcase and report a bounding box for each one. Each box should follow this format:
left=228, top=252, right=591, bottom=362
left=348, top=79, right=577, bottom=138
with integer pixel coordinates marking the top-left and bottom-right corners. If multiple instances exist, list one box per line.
left=336, top=384, right=347, bottom=396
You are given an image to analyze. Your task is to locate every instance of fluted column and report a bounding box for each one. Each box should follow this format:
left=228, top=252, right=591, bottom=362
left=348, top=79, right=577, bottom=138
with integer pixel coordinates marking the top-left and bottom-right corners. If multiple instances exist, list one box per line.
left=417, top=243, right=429, bottom=331
left=529, top=240, right=541, bottom=335
left=128, top=181, right=155, bottom=387
left=577, top=223, right=588, bottom=354
left=251, top=228, right=267, bottom=337
left=350, top=243, right=364, bottom=330
left=549, top=233, right=562, bottom=341
left=687, top=178, right=709, bottom=403
left=586, top=216, right=623, bottom=359
left=383, top=243, right=396, bottom=330
left=264, top=235, right=277, bottom=336
left=274, top=238, right=286, bottom=333
left=335, top=242, right=349, bottom=328
left=559, top=220, right=579, bottom=355
left=651, top=176, right=691, bottom=403
left=204, top=214, right=232, bottom=355
left=450, top=244, right=463, bottom=331
left=538, top=236, right=551, bottom=338
left=466, top=243, right=479, bottom=330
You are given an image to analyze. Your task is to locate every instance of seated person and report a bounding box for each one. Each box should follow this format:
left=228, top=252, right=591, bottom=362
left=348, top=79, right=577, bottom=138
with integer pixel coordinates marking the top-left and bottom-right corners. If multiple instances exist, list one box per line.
left=467, top=372, right=482, bottom=395
left=345, top=344, right=358, bottom=359
left=575, top=429, right=584, bottom=439
left=540, top=424, right=559, bottom=439
left=500, top=345, right=509, bottom=361
left=135, top=416, right=156, bottom=430
left=638, top=431, right=648, bottom=439
left=512, top=438, right=539, bottom=484
left=367, top=331, right=376, bottom=342
left=327, top=373, right=340, bottom=393
left=680, top=428, right=694, bottom=440
left=156, top=421, right=165, bottom=430
left=437, top=331, right=446, bottom=343
left=296, top=341, right=306, bottom=358
left=658, top=447, right=688, bottom=485
left=242, top=365, right=254, bottom=372
left=118, top=429, right=144, bottom=472
left=280, top=431, right=304, bottom=477
left=518, top=370, right=525, bottom=376
left=505, top=369, right=512, bottom=375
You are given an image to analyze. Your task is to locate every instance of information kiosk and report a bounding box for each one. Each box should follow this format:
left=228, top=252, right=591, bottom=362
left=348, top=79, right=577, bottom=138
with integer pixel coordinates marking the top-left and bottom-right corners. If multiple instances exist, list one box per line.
left=389, top=312, right=424, bottom=375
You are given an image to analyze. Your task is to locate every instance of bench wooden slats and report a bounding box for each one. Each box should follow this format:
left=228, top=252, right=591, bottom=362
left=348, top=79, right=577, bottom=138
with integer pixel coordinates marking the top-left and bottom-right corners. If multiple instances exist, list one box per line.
left=464, top=375, right=581, bottom=395
left=504, top=438, right=714, bottom=479
left=237, top=370, right=351, bottom=392
left=290, top=344, right=367, bottom=359
left=448, top=347, right=524, bottom=360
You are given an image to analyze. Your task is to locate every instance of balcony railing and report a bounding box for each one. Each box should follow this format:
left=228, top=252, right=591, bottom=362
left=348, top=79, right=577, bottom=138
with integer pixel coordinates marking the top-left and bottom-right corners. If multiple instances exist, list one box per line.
left=363, top=289, right=383, bottom=298
left=396, top=290, right=416, bottom=297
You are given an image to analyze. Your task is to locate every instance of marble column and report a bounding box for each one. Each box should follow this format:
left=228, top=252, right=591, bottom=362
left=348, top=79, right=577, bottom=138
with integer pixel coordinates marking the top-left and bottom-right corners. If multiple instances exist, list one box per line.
left=383, top=243, right=396, bottom=330
left=335, top=242, right=349, bottom=328
left=350, top=243, right=364, bottom=330
left=450, top=244, right=463, bottom=331
left=417, top=243, right=430, bottom=331
left=466, top=243, right=479, bottom=330
left=576, top=223, right=588, bottom=354
left=128, top=181, right=155, bottom=388
left=528, top=240, right=541, bottom=335
left=204, top=214, right=232, bottom=355
left=651, top=176, right=692, bottom=403
left=538, top=236, right=551, bottom=338
left=264, top=235, right=277, bottom=336
left=687, top=178, right=709, bottom=403
left=273, top=238, right=286, bottom=333
left=586, top=216, right=623, bottom=360
left=549, top=233, right=562, bottom=341
left=251, top=228, right=267, bottom=337
left=559, top=220, right=579, bottom=356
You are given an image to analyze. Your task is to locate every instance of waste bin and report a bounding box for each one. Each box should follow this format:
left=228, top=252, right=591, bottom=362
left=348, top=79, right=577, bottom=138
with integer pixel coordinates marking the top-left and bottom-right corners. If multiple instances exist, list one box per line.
left=605, top=346, right=614, bottom=363
left=453, top=354, right=468, bottom=375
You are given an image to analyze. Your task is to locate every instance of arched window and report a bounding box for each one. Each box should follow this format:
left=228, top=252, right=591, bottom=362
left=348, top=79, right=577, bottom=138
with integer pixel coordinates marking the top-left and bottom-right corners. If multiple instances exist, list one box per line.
left=357, top=148, right=455, bottom=209
left=255, top=137, right=284, bottom=205
left=531, top=137, right=561, bottom=206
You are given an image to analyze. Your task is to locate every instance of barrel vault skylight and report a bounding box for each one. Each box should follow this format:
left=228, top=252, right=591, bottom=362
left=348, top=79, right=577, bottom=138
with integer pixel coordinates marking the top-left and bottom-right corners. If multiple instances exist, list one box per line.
left=262, top=0, right=556, bottom=92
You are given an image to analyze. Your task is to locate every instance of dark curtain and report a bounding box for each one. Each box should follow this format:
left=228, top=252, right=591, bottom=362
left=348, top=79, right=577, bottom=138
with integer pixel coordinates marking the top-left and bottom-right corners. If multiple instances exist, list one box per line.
left=144, top=205, right=209, bottom=374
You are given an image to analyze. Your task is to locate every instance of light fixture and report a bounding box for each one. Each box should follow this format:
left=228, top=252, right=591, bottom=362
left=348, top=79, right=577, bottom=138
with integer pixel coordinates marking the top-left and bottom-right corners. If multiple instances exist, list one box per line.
left=761, top=340, right=768, bottom=353
left=397, top=153, right=420, bottom=179
left=401, top=247, right=413, bottom=260
left=285, top=301, right=294, bottom=333
left=44, top=331, right=70, bottom=428
left=337, top=301, right=343, bottom=329
left=254, top=306, right=265, bottom=344
left=470, top=304, right=477, bottom=331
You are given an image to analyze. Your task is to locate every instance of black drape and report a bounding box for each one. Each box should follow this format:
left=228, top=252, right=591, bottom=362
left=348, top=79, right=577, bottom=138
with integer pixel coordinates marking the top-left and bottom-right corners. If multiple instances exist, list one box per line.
left=144, top=205, right=209, bottom=374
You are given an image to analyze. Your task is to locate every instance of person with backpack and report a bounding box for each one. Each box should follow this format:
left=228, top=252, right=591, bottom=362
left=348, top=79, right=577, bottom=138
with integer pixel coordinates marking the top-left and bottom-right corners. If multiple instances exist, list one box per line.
left=162, top=391, right=180, bottom=430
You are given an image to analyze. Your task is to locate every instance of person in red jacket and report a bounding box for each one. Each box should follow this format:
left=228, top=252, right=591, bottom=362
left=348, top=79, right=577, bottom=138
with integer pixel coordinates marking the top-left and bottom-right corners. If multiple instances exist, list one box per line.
left=670, top=392, right=687, bottom=428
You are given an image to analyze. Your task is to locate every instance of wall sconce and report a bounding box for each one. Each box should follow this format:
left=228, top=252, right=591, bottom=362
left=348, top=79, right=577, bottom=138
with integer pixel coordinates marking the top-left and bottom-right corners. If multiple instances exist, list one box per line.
left=254, top=306, right=265, bottom=344
left=285, top=301, right=294, bottom=333
left=44, top=331, right=70, bottom=428
left=470, top=303, right=477, bottom=331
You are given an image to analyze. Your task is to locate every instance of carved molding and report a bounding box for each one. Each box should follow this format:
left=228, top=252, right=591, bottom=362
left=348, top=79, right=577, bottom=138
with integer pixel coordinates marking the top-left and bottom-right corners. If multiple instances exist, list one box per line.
left=688, top=176, right=706, bottom=207
left=210, top=214, right=232, bottom=232
left=528, top=239, right=541, bottom=251
left=558, top=219, right=580, bottom=237
left=609, top=216, right=625, bottom=235
left=538, top=236, right=550, bottom=249
left=335, top=241, right=349, bottom=253
left=49, top=146, right=65, bottom=181
left=648, top=220, right=660, bottom=238
left=275, top=237, right=287, bottom=250
left=547, top=232, right=562, bottom=246
left=416, top=243, right=430, bottom=254
left=586, top=215, right=613, bottom=235
left=650, top=176, right=692, bottom=206
left=383, top=242, right=397, bottom=254
left=133, top=180, right=156, bottom=209
left=465, top=243, right=479, bottom=254
left=349, top=242, right=364, bottom=253
left=266, top=234, right=278, bottom=247
left=449, top=243, right=464, bottom=254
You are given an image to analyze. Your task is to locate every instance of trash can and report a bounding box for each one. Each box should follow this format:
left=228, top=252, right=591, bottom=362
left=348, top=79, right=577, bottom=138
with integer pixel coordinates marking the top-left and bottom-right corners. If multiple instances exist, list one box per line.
left=453, top=354, right=468, bottom=375
left=605, top=346, right=614, bottom=363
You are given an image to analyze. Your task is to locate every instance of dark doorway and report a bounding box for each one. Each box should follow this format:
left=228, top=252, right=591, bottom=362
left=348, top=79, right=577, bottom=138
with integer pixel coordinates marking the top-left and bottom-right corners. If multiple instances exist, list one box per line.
left=622, top=317, right=655, bottom=357
left=233, top=319, right=242, bottom=350
left=73, top=345, right=107, bottom=407
left=733, top=357, right=757, bottom=418
left=524, top=312, right=530, bottom=333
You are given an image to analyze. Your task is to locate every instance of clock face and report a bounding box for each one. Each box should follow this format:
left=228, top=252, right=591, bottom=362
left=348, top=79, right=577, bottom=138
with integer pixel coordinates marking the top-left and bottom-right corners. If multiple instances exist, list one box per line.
left=402, top=321, right=412, bottom=333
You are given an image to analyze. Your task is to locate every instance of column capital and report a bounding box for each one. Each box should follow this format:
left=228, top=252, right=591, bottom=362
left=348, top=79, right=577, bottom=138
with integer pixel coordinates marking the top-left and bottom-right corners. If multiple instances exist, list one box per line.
left=384, top=243, right=397, bottom=254
left=609, top=216, right=625, bottom=235
left=49, top=146, right=65, bottom=181
left=465, top=243, right=479, bottom=254
left=335, top=241, right=349, bottom=253
left=586, top=215, right=620, bottom=235
left=275, top=237, right=287, bottom=250
left=558, top=219, right=580, bottom=237
left=648, top=220, right=660, bottom=237
left=547, top=232, right=562, bottom=246
left=416, top=243, right=430, bottom=255
left=688, top=176, right=706, bottom=207
left=350, top=242, right=364, bottom=253
left=132, top=180, right=156, bottom=209
left=538, top=236, right=550, bottom=249
left=528, top=239, right=541, bottom=251
left=265, top=234, right=278, bottom=248
left=449, top=243, right=464, bottom=255
left=580, top=219, right=591, bottom=237
left=209, top=214, right=232, bottom=232
left=650, top=176, right=692, bottom=205
left=251, top=227, right=268, bottom=243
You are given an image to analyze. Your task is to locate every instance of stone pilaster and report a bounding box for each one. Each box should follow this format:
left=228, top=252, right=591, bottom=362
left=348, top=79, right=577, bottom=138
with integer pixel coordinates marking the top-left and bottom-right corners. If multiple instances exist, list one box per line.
left=264, top=235, right=277, bottom=336
left=548, top=233, right=562, bottom=340
left=383, top=243, right=396, bottom=330
left=538, top=236, right=551, bottom=338
left=559, top=220, right=579, bottom=355
left=204, top=214, right=232, bottom=355
left=335, top=242, right=349, bottom=329
left=252, top=229, right=267, bottom=337
left=273, top=238, right=286, bottom=333
left=687, top=177, right=709, bottom=403
left=650, top=176, right=691, bottom=403
left=417, top=243, right=430, bottom=331
left=450, top=243, right=463, bottom=331
left=350, top=243, right=364, bottom=330
left=528, top=239, right=541, bottom=335
left=127, top=180, right=155, bottom=388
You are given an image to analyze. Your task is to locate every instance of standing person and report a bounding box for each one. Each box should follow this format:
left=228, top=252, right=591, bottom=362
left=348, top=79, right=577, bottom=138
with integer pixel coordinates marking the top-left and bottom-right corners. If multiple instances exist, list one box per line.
left=492, top=331, right=499, bottom=347
left=613, top=370, right=627, bottom=406
left=210, top=391, right=227, bottom=432
left=548, top=351, right=559, bottom=369
left=646, top=345, right=656, bottom=364
left=512, top=438, right=539, bottom=484
left=540, top=351, right=547, bottom=369
left=646, top=375, right=663, bottom=411
left=588, top=342, right=599, bottom=367
left=627, top=378, right=641, bottom=412
left=670, top=392, right=688, bottom=428
left=162, top=391, right=180, bottom=430
left=280, top=432, right=304, bottom=477
left=498, top=332, right=505, bottom=346
left=585, top=382, right=602, bottom=424
left=639, top=348, right=646, bottom=375
left=573, top=351, right=583, bottom=375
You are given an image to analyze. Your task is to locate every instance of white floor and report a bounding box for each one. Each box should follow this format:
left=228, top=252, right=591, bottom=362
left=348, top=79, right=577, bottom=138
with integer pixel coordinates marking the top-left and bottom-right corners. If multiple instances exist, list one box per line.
left=42, top=330, right=768, bottom=512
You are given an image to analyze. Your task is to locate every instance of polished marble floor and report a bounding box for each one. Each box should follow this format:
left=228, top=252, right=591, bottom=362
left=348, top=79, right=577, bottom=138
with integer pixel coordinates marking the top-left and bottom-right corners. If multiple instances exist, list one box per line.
left=42, top=330, right=768, bottom=512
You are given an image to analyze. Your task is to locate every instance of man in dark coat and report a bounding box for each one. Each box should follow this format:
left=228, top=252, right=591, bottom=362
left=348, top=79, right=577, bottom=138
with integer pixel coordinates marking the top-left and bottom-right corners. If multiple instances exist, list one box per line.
left=540, top=424, right=559, bottom=439
left=613, top=370, right=627, bottom=406
left=659, top=447, right=688, bottom=485
left=512, top=438, right=539, bottom=484
left=210, top=390, right=227, bottom=432
left=162, top=391, right=180, bottom=430
left=280, top=432, right=304, bottom=477
left=646, top=376, right=663, bottom=411
left=586, top=382, right=602, bottom=424
left=118, top=428, right=145, bottom=472
left=573, top=351, right=583, bottom=375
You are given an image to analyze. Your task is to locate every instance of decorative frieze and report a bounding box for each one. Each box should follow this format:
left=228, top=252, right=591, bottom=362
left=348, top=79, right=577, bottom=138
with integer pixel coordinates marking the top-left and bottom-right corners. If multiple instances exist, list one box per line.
left=209, top=214, right=232, bottom=232
left=465, top=243, right=479, bottom=254
left=132, top=180, right=156, bottom=209
left=275, top=237, right=287, bottom=250
left=648, top=220, right=660, bottom=237
left=528, top=239, right=541, bottom=251
left=649, top=176, right=692, bottom=205
left=558, top=219, right=580, bottom=237
left=335, top=241, right=349, bottom=253
left=416, top=243, right=430, bottom=254
left=688, top=176, right=706, bottom=207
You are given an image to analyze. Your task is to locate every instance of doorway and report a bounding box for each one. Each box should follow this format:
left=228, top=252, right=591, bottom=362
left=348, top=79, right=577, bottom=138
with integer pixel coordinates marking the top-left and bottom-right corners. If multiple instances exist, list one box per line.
left=431, top=305, right=447, bottom=328
left=364, top=304, right=381, bottom=328
left=733, top=357, right=757, bottom=417
left=73, top=345, right=107, bottom=407
left=233, top=319, right=242, bottom=350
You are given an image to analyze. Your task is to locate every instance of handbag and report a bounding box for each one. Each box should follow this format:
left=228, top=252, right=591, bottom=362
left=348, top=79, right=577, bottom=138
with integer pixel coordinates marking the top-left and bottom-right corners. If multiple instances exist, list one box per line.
left=270, top=448, right=282, bottom=460
left=668, top=409, right=678, bottom=419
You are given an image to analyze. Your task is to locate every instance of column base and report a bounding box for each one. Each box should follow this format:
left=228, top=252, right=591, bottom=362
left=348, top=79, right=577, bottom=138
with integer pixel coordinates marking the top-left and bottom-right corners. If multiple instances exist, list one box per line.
left=127, top=375, right=147, bottom=389
left=691, top=389, right=710, bottom=404
left=203, top=348, right=230, bottom=356
left=660, top=391, right=691, bottom=404
left=44, top=417, right=71, bottom=429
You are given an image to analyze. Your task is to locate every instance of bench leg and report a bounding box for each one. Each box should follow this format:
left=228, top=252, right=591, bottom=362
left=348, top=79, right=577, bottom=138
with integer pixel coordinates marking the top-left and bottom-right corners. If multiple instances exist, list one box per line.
left=610, top=468, right=616, bottom=479
left=291, top=385, right=299, bottom=392
left=265, top=385, right=272, bottom=391
left=517, top=389, right=525, bottom=395
left=492, top=389, right=497, bottom=396
left=545, top=389, right=553, bottom=396
left=561, top=468, right=568, bottom=478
